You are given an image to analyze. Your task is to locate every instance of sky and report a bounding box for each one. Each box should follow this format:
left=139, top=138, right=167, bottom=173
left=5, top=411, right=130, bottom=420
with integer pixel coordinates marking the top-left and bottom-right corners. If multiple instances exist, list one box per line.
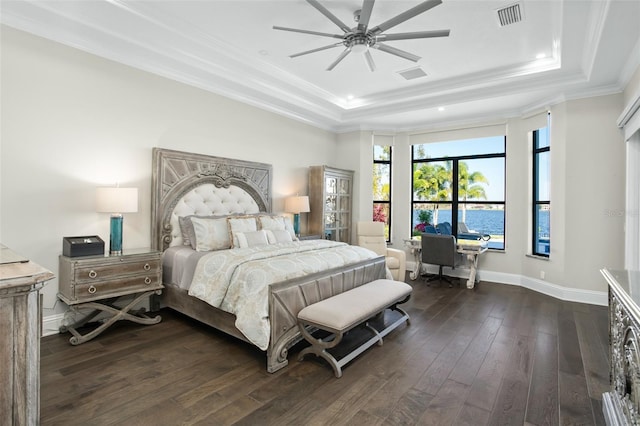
left=413, top=135, right=506, bottom=201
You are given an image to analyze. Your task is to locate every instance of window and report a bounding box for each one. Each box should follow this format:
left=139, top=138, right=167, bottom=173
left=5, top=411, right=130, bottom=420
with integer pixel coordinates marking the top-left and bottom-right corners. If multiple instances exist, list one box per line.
left=373, top=145, right=392, bottom=240
left=412, top=136, right=506, bottom=250
left=532, top=117, right=550, bottom=256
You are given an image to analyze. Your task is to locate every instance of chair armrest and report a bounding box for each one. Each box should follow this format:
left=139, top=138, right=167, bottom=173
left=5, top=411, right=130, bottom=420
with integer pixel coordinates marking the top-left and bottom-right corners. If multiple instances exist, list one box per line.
left=385, top=247, right=406, bottom=273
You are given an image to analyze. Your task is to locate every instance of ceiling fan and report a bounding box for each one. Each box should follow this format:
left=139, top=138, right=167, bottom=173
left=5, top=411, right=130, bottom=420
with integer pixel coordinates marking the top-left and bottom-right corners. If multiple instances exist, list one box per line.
left=273, top=0, right=450, bottom=71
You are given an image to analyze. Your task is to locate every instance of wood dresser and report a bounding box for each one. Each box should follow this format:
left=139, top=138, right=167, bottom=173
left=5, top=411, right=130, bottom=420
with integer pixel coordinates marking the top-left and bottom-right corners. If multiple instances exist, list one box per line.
left=58, top=248, right=163, bottom=344
left=601, top=268, right=640, bottom=425
left=0, top=245, right=54, bottom=426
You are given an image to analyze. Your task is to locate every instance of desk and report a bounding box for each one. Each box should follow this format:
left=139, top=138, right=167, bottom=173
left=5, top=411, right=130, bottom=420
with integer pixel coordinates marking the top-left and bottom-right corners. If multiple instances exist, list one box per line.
left=457, top=243, right=488, bottom=289
left=403, top=238, right=487, bottom=288
left=404, top=239, right=423, bottom=280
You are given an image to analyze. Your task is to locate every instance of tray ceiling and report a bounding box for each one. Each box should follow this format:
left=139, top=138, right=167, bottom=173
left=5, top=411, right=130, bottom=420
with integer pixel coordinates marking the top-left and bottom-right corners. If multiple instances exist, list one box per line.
left=1, top=0, right=639, bottom=131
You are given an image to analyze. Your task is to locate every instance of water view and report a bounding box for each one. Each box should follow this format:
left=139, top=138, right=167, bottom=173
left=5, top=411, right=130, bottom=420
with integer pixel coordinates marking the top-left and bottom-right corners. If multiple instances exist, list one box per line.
left=412, top=208, right=551, bottom=251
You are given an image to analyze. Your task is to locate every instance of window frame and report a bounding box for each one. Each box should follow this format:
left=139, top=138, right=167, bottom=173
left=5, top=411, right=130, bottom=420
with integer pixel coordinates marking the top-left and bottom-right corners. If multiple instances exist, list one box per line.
left=411, top=137, right=506, bottom=250
left=532, top=118, right=551, bottom=257
left=373, top=145, right=392, bottom=242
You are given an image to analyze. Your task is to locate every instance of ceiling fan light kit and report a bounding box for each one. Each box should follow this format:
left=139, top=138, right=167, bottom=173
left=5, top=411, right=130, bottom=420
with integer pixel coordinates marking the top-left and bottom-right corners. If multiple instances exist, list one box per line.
left=274, top=0, right=450, bottom=71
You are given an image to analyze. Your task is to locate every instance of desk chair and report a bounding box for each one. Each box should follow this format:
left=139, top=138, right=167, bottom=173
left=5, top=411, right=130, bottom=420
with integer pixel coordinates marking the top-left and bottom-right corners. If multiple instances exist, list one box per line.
left=421, top=233, right=463, bottom=287
left=356, top=221, right=406, bottom=281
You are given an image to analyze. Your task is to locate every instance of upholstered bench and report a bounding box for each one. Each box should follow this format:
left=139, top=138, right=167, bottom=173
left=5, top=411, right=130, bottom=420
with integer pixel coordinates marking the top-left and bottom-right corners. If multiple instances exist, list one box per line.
left=297, top=279, right=412, bottom=378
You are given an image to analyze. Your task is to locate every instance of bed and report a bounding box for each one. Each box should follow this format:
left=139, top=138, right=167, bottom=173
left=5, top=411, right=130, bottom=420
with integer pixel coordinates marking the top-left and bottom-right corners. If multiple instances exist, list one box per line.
left=151, top=148, right=387, bottom=373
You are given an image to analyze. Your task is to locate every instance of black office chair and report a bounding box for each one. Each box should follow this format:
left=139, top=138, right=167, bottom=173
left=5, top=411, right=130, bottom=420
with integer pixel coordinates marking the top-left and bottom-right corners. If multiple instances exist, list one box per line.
left=421, top=233, right=463, bottom=287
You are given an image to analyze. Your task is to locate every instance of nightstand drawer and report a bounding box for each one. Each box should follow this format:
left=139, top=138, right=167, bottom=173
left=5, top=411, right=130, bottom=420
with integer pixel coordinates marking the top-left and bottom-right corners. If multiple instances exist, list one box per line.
left=74, top=259, right=160, bottom=283
left=73, top=275, right=161, bottom=302
left=58, top=249, right=163, bottom=305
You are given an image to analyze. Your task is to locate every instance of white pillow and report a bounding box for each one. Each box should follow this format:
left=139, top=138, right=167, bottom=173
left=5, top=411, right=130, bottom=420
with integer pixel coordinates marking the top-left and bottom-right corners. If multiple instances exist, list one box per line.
left=190, top=217, right=231, bottom=251
left=228, top=216, right=258, bottom=248
left=282, top=216, right=298, bottom=241
left=235, top=230, right=270, bottom=248
left=266, top=229, right=293, bottom=243
left=258, top=215, right=286, bottom=231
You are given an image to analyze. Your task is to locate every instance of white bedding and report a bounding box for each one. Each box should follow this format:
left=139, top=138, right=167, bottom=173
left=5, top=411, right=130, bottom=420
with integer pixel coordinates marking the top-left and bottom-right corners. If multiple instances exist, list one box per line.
left=187, top=240, right=381, bottom=350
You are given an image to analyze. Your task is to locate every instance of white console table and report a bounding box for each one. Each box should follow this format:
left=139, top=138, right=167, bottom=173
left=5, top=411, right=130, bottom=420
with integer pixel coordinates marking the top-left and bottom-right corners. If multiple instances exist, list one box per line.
left=601, top=268, right=640, bottom=425
left=404, top=238, right=487, bottom=288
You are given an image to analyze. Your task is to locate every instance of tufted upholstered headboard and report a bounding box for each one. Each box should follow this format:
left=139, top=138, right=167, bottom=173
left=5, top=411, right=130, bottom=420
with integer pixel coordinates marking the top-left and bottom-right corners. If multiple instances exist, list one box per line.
left=151, top=148, right=272, bottom=251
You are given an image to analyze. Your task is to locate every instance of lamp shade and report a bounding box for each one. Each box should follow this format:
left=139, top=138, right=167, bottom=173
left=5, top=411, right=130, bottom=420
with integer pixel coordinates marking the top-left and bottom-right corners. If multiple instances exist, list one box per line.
left=285, top=196, right=310, bottom=214
left=96, top=187, right=138, bottom=213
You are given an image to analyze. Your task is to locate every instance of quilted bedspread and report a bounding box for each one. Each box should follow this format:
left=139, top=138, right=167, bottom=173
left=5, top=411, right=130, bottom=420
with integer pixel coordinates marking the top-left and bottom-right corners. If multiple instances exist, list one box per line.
left=188, top=240, right=380, bottom=350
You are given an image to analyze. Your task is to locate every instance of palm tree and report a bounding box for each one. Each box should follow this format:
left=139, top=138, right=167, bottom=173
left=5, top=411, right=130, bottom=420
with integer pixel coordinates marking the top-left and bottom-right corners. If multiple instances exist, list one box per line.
left=413, top=161, right=452, bottom=224
left=458, top=161, right=489, bottom=222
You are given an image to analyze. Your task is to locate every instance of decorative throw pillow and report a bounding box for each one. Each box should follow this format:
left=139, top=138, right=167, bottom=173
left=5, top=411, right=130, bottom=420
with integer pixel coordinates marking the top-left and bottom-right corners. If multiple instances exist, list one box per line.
left=179, top=215, right=227, bottom=249
left=190, top=217, right=231, bottom=251
left=258, top=215, right=287, bottom=231
left=178, top=216, right=196, bottom=247
left=235, top=230, right=270, bottom=248
left=265, top=229, right=293, bottom=243
left=228, top=216, right=258, bottom=248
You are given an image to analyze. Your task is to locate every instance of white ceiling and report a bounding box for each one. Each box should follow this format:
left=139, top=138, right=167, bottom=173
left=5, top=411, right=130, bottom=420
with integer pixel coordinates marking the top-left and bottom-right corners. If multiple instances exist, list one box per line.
left=2, top=0, right=639, bottom=132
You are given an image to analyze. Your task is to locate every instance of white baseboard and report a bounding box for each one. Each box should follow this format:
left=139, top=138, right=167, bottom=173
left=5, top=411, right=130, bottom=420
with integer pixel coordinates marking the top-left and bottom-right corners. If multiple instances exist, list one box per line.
left=42, top=313, right=65, bottom=337
left=408, top=261, right=608, bottom=306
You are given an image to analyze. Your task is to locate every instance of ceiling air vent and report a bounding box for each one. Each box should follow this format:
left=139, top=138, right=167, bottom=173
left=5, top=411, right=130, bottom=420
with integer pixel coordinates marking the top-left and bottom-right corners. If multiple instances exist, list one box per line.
left=496, top=2, right=523, bottom=27
left=398, top=67, right=428, bottom=81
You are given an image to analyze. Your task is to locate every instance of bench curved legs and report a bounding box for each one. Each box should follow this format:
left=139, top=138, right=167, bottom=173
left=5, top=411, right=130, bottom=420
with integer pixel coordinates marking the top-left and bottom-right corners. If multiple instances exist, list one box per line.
left=298, top=323, right=383, bottom=378
left=298, top=304, right=410, bottom=378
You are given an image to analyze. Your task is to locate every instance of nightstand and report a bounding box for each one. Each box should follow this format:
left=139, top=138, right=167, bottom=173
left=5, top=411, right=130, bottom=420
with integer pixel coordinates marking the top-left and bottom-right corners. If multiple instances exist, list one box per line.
left=58, top=248, right=163, bottom=345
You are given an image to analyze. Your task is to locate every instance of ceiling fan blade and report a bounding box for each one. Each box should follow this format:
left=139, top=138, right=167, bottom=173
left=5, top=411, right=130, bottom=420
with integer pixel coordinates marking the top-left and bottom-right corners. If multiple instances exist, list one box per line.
left=306, top=0, right=352, bottom=33
left=357, top=0, right=375, bottom=31
left=327, top=47, right=352, bottom=71
left=290, top=42, right=344, bottom=58
left=364, top=49, right=376, bottom=72
left=378, top=29, right=450, bottom=41
left=373, top=43, right=421, bottom=62
left=370, top=0, right=442, bottom=35
left=273, top=26, right=344, bottom=40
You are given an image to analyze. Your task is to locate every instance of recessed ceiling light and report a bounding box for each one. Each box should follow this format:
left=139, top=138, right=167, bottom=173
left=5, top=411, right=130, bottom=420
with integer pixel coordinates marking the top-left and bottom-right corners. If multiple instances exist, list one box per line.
left=536, top=53, right=546, bottom=59
left=347, top=95, right=355, bottom=100
left=438, top=107, right=445, bottom=112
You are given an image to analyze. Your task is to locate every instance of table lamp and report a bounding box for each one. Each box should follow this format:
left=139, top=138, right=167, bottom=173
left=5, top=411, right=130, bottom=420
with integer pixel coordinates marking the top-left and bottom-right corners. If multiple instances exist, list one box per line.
left=96, top=187, right=138, bottom=255
left=285, top=195, right=310, bottom=236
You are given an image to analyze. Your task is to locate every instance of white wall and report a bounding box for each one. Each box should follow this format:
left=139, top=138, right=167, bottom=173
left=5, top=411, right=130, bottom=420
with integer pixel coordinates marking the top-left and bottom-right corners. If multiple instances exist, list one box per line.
left=348, top=95, right=626, bottom=301
left=0, top=27, right=337, bottom=324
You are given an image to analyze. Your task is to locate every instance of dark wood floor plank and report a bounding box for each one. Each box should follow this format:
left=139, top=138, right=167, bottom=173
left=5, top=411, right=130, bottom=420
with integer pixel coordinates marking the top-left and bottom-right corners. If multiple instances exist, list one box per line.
left=384, top=387, right=434, bottom=425
left=414, top=318, right=475, bottom=396
left=488, top=333, right=536, bottom=425
left=525, top=331, right=559, bottom=425
left=574, top=309, right=610, bottom=400
left=39, top=281, right=610, bottom=425
left=463, top=324, right=516, bottom=412
left=455, top=402, right=491, bottom=426
left=559, top=371, right=594, bottom=425
left=418, top=379, right=469, bottom=425
left=558, top=307, right=585, bottom=376
left=449, top=316, right=502, bottom=386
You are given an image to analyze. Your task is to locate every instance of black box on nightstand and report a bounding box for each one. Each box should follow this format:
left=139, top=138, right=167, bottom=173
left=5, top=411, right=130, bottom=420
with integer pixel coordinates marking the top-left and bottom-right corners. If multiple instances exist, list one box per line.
left=62, top=236, right=105, bottom=257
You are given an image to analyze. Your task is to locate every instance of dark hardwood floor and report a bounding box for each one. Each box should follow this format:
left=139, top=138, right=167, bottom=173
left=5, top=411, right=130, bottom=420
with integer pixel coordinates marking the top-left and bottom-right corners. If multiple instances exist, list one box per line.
left=40, top=276, right=610, bottom=425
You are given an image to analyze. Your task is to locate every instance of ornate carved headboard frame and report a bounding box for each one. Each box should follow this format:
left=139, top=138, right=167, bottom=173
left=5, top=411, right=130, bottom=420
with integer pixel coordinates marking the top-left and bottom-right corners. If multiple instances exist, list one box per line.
left=151, top=148, right=273, bottom=251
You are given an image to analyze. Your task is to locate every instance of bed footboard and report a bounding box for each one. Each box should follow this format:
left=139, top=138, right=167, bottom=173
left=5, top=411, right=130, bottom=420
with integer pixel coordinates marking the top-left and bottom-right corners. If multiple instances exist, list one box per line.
left=266, top=256, right=386, bottom=373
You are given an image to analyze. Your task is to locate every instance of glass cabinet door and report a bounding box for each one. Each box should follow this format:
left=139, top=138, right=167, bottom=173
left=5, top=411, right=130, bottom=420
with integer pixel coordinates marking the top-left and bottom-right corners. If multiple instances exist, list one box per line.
left=309, top=166, right=354, bottom=244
